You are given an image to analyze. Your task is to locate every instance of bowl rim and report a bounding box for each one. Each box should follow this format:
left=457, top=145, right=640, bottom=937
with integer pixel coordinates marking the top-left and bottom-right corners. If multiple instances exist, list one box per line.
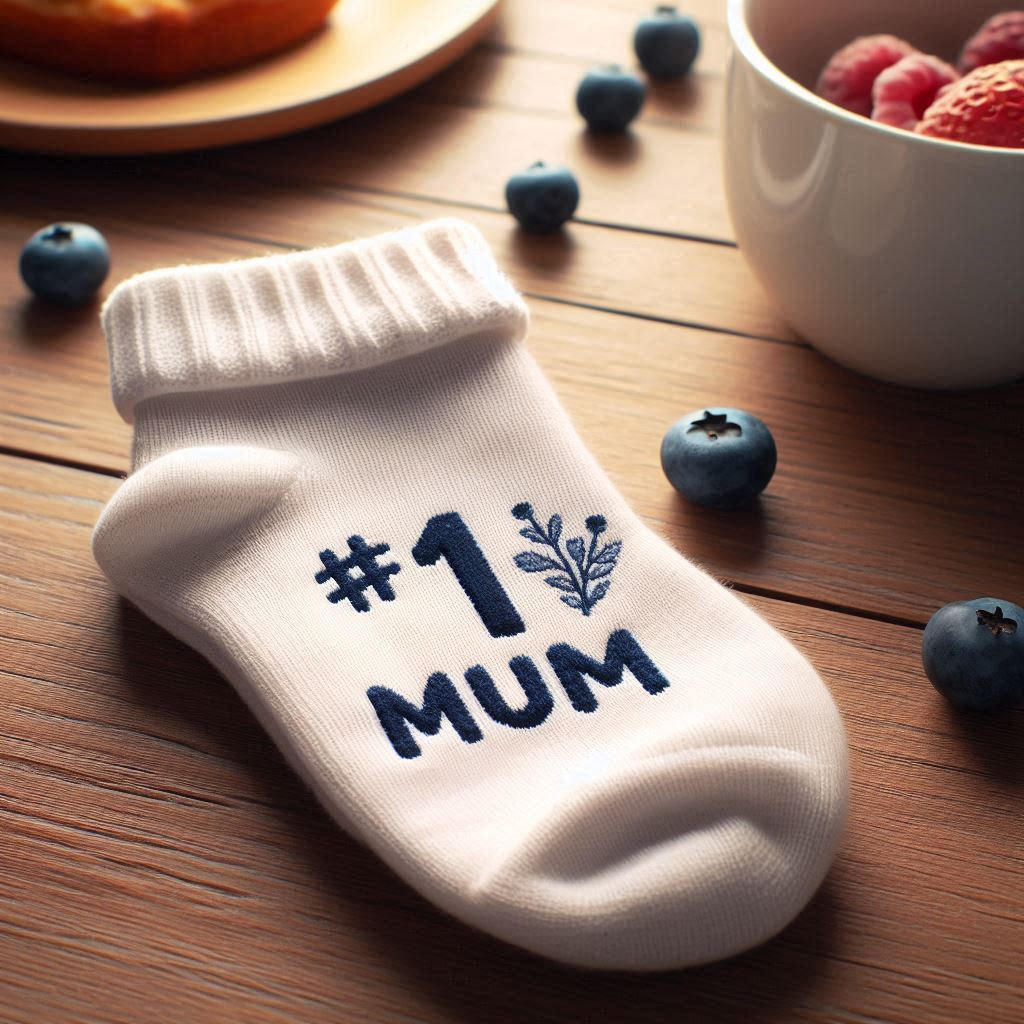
left=726, top=0, right=1024, bottom=160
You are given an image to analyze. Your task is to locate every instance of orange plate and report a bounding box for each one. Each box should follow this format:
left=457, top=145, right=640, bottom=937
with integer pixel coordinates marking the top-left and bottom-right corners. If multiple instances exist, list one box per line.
left=0, top=0, right=501, bottom=155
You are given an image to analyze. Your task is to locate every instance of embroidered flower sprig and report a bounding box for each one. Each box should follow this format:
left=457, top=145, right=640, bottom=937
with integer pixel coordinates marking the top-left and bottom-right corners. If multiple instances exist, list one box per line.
left=511, top=502, right=621, bottom=616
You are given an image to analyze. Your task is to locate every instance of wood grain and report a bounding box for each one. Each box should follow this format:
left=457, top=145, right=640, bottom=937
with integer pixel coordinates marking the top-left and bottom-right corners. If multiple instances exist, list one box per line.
left=492, top=0, right=730, bottom=68
left=2, top=454, right=1021, bottom=1024
left=218, top=98, right=734, bottom=241
left=421, top=45, right=724, bottom=135
left=0, top=155, right=783, bottom=339
left=201, top=0, right=737, bottom=240
left=2, top=0, right=1024, bottom=1018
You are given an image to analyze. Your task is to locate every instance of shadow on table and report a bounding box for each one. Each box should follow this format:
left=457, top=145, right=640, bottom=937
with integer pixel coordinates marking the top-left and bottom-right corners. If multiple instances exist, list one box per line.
left=653, top=336, right=1024, bottom=618
left=577, top=127, right=644, bottom=167
left=940, top=702, right=1024, bottom=789
left=507, top=224, right=578, bottom=274
left=744, top=334, right=1024, bottom=515
left=332, top=872, right=842, bottom=1024
left=16, top=294, right=103, bottom=349
left=115, top=598, right=842, bottom=1024
left=645, top=75, right=703, bottom=116
left=669, top=492, right=770, bottom=572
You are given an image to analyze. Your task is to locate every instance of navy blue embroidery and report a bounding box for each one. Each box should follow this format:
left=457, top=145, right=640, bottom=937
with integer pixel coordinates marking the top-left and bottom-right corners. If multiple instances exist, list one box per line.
left=546, top=629, right=669, bottom=713
left=511, top=503, right=621, bottom=616
left=465, top=656, right=554, bottom=729
left=412, top=512, right=526, bottom=638
left=316, top=536, right=401, bottom=612
left=367, top=675, right=484, bottom=760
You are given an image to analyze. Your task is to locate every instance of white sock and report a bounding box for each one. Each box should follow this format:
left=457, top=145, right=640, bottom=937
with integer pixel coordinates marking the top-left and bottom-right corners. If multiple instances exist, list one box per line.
left=92, top=218, right=848, bottom=971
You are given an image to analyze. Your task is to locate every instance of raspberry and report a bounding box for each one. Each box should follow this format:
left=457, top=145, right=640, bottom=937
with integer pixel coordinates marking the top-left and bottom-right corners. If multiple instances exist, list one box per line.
left=871, top=54, right=959, bottom=130
left=917, top=60, right=1024, bottom=148
left=959, top=11, right=1024, bottom=74
left=816, top=35, right=917, bottom=116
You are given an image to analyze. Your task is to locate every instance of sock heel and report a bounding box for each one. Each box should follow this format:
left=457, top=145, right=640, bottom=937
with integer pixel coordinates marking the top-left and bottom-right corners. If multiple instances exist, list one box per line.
left=93, top=445, right=300, bottom=590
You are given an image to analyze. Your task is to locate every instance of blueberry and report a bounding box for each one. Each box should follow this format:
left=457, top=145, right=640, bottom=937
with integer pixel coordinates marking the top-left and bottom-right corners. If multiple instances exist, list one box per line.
left=505, top=161, right=580, bottom=233
left=19, top=222, right=110, bottom=306
left=661, top=408, right=777, bottom=509
left=922, top=599, right=1024, bottom=712
left=576, top=65, right=646, bottom=132
left=634, top=6, right=701, bottom=79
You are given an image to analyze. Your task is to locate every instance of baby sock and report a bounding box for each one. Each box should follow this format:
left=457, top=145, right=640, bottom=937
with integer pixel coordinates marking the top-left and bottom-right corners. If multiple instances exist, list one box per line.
left=92, top=218, right=848, bottom=971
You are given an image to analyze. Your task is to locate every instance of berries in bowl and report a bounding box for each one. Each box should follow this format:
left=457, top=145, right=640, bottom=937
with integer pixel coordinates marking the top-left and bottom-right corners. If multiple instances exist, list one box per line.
left=816, top=14, right=1024, bottom=146
left=723, top=1, right=1024, bottom=389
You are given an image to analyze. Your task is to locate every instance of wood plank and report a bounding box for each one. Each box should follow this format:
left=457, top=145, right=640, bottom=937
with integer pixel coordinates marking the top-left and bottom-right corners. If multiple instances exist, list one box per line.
left=2, top=454, right=1021, bottom=1024
left=200, top=0, right=739, bottom=240
left=0, top=202, right=1021, bottom=624
left=420, top=45, right=724, bottom=135
left=492, top=0, right=729, bottom=67
left=529, top=300, right=1024, bottom=627
left=220, top=1, right=734, bottom=239
left=216, top=95, right=734, bottom=241
left=434, top=0, right=729, bottom=135
left=0, top=156, right=781, bottom=341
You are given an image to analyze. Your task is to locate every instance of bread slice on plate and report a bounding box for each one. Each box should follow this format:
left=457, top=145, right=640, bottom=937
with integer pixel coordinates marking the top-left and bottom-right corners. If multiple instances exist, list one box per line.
left=0, top=0, right=342, bottom=82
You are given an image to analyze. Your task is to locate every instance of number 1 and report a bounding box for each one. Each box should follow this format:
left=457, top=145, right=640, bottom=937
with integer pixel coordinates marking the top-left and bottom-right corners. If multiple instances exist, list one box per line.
left=412, top=513, right=526, bottom=638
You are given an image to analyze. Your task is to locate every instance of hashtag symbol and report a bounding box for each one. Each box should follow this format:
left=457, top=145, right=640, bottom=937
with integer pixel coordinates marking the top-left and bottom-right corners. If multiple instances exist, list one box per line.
left=315, top=536, right=402, bottom=612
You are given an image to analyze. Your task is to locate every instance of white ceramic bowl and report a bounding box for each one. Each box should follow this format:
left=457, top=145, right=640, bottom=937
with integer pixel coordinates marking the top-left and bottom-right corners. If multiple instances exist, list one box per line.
left=723, top=0, right=1024, bottom=389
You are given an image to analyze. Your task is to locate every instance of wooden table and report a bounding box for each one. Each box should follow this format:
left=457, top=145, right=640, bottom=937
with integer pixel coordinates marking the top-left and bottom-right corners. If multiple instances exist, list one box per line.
left=2, top=3, right=1022, bottom=1021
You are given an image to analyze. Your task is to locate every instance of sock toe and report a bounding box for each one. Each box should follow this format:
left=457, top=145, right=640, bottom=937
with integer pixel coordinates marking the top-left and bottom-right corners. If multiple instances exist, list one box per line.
left=471, top=703, right=847, bottom=970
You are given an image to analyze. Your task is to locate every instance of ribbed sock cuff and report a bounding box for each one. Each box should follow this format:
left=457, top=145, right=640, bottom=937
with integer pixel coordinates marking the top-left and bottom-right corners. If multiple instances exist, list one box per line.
left=102, top=218, right=529, bottom=422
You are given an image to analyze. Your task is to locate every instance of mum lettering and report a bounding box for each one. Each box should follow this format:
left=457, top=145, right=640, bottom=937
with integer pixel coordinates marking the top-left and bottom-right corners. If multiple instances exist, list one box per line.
left=367, top=629, right=669, bottom=759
